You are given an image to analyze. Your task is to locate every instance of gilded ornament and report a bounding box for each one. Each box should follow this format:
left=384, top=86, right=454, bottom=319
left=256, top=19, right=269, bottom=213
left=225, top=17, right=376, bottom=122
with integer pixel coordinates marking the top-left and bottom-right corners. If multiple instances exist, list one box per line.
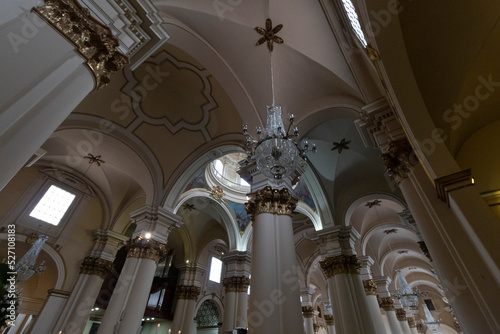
left=211, top=185, right=225, bottom=201
left=80, top=256, right=113, bottom=279
left=380, top=139, right=417, bottom=184
left=324, top=314, right=334, bottom=326
left=223, top=276, right=250, bottom=293
left=177, top=285, right=201, bottom=300
left=126, top=237, right=167, bottom=264
left=255, top=18, right=284, bottom=52
left=245, top=186, right=298, bottom=218
left=363, top=279, right=378, bottom=295
left=407, top=316, right=417, bottom=328
left=379, top=297, right=395, bottom=311
left=319, top=254, right=361, bottom=278
left=395, top=308, right=407, bottom=321
left=33, top=0, right=128, bottom=89
left=301, top=306, right=314, bottom=318
left=418, top=241, right=433, bottom=262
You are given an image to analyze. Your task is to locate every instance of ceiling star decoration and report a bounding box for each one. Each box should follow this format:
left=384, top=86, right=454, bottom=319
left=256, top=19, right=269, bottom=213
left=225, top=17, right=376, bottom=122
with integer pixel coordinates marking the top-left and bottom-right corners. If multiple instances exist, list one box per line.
left=383, top=228, right=398, bottom=235
left=331, top=138, right=351, bottom=153
left=398, top=250, right=408, bottom=254
left=365, top=199, right=381, bottom=208
left=84, top=153, right=105, bottom=166
left=255, top=18, right=284, bottom=52
left=182, top=203, right=196, bottom=211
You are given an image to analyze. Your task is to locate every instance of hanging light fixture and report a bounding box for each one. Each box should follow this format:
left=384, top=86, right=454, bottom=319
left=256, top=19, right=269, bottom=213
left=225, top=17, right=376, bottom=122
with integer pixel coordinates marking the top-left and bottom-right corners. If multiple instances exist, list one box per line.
left=16, top=235, right=48, bottom=282
left=395, top=268, right=421, bottom=314
left=243, top=19, right=316, bottom=182
left=422, top=303, right=441, bottom=333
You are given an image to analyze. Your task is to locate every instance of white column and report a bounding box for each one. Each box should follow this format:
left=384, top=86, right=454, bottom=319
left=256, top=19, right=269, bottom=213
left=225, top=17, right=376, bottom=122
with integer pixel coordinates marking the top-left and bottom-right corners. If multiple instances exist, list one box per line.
left=245, top=187, right=303, bottom=334
left=29, top=289, right=70, bottom=334
left=98, top=207, right=181, bottom=334
left=171, top=286, right=200, bottom=334
left=301, top=287, right=315, bottom=334
left=359, top=256, right=388, bottom=334
left=222, top=280, right=237, bottom=333
left=395, top=309, right=411, bottom=334
left=374, top=276, right=401, bottom=334
left=324, top=314, right=336, bottom=334
left=407, top=317, right=418, bottom=334
left=55, top=229, right=127, bottom=334
left=0, top=1, right=125, bottom=192
left=236, top=288, right=249, bottom=328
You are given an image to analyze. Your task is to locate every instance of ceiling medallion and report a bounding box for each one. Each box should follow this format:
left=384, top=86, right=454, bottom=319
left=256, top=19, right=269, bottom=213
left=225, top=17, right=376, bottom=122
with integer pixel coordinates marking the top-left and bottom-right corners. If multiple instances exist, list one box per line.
left=84, top=153, right=106, bottom=166
left=255, top=18, right=284, bottom=52
left=332, top=138, right=351, bottom=153
left=365, top=199, right=381, bottom=208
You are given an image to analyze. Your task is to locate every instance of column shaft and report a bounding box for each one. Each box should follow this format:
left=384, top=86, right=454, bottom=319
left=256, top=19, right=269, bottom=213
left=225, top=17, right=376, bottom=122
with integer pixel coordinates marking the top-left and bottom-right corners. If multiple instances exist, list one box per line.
left=236, top=291, right=248, bottom=328
left=247, top=212, right=303, bottom=334
left=222, top=291, right=237, bottom=332
left=303, top=317, right=314, bottom=334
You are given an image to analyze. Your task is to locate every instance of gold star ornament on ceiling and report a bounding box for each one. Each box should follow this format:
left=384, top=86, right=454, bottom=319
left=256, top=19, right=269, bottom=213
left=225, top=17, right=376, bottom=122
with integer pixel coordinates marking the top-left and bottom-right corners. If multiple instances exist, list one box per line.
left=255, top=18, right=284, bottom=52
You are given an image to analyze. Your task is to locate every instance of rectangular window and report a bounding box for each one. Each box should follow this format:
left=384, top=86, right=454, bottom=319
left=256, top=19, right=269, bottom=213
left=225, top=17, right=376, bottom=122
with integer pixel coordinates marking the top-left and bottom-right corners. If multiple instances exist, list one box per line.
left=29, top=185, right=76, bottom=226
left=209, top=257, right=222, bottom=283
left=424, top=299, right=435, bottom=311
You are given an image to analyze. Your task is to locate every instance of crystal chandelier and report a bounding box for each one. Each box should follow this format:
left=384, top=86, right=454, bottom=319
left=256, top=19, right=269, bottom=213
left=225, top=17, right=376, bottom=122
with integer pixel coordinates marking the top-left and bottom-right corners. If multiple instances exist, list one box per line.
left=244, top=19, right=316, bottom=182
left=423, top=303, right=441, bottom=333
left=16, top=235, right=48, bottom=282
left=395, top=269, right=421, bottom=313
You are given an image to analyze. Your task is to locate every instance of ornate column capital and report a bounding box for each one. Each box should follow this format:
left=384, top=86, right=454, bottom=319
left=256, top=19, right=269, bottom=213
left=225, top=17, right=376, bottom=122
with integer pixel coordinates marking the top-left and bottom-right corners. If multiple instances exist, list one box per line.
left=324, top=314, right=334, bottom=326
left=33, top=0, right=128, bottom=89
left=395, top=308, right=407, bottom=321
left=245, top=186, right=298, bottom=218
left=223, top=276, right=250, bottom=293
left=380, top=139, right=418, bottom=183
left=177, top=285, right=201, bottom=300
left=418, top=241, right=433, bottom=262
left=362, top=279, right=378, bottom=295
left=319, top=254, right=361, bottom=278
left=126, top=236, right=167, bottom=264
left=379, top=297, right=395, bottom=311
left=301, top=306, right=315, bottom=318
left=407, top=316, right=417, bottom=328
left=80, top=256, right=113, bottom=279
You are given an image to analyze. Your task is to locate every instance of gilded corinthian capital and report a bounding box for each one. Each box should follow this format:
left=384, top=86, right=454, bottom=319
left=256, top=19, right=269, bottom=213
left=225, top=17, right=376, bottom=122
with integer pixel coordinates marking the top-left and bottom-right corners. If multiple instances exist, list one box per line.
left=223, top=276, right=250, bottom=293
left=301, top=306, right=314, bottom=318
left=177, top=285, right=201, bottom=300
left=319, top=254, right=361, bottom=278
left=33, top=0, right=128, bottom=89
left=395, top=308, right=407, bottom=321
left=324, top=314, right=334, bottom=326
left=80, top=256, right=113, bottom=279
left=379, top=297, right=395, bottom=311
left=126, top=237, right=167, bottom=264
left=363, top=279, right=378, bottom=295
left=380, top=139, right=417, bottom=183
left=245, top=186, right=298, bottom=218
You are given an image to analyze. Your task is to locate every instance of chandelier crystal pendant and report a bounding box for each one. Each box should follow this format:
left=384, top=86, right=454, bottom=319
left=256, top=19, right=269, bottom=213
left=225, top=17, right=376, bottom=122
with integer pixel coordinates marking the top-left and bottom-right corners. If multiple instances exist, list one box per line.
left=244, top=19, right=316, bottom=182
left=395, top=268, right=421, bottom=313
left=423, top=303, right=441, bottom=333
left=15, top=235, right=48, bottom=282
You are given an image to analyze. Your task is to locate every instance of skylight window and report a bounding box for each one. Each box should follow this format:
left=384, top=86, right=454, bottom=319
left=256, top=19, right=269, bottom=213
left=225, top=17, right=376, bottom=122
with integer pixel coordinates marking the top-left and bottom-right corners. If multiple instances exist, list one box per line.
left=342, top=0, right=367, bottom=46
left=209, top=257, right=222, bottom=283
left=29, top=185, right=76, bottom=226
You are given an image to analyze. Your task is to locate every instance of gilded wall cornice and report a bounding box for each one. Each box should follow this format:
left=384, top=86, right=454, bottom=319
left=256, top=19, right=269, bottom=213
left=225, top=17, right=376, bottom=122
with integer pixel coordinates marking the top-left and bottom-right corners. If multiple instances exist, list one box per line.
left=33, top=0, right=128, bottom=89
left=245, top=186, right=298, bottom=218
left=80, top=256, right=113, bottom=279
left=319, top=254, right=361, bottom=278
left=126, top=237, right=167, bottom=264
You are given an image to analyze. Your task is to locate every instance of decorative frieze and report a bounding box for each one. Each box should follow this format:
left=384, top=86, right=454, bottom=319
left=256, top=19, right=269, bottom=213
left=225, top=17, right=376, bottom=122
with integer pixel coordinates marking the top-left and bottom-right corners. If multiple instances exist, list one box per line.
left=177, top=285, right=201, bottom=300
left=126, top=236, right=167, bottom=264
left=80, top=256, right=113, bottom=279
left=324, top=314, right=334, bottom=326
left=33, top=0, right=128, bottom=89
left=380, top=139, right=417, bottom=184
left=379, top=297, right=395, bottom=311
left=223, top=276, right=250, bottom=293
left=301, top=306, right=314, bottom=318
left=245, top=186, right=298, bottom=218
left=319, top=254, right=361, bottom=278
left=362, top=279, right=378, bottom=295
left=395, top=308, right=407, bottom=322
